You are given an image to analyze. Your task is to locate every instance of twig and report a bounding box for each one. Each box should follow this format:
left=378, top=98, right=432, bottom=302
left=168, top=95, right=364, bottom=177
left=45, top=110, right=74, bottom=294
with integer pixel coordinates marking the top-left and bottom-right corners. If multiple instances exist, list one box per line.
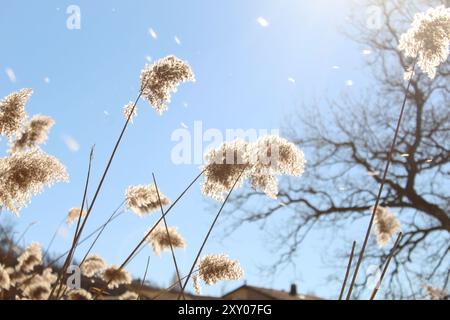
left=152, top=173, right=185, bottom=300
left=74, top=86, right=144, bottom=247
left=346, top=56, right=418, bottom=300
left=370, top=232, right=403, bottom=300
left=151, top=268, right=200, bottom=300
left=136, top=256, right=151, bottom=300
left=47, top=209, right=125, bottom=267
left=42, top=217, right=67, bottom=260
left=50, top=146, right=94, bottom=299
left=93, top=170, right=204, bottom=299
left=79, top=201, right=126, bottom=266
left=177, top=169, right=245, bottom=300
left=15, top=221, right=38, bottom=246
left=339, top=241, right=356, bottom=300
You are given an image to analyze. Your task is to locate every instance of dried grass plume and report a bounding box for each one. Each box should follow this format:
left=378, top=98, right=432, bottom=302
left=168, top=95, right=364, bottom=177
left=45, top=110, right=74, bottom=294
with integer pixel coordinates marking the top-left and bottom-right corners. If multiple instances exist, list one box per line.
left=66, top=289, right=92, bottom=300
left=0, top=264, right=11, bottom=291
left=398, top=6, right=450, bottom=79
left=373, top=206, right=401, bottom=247
left=10, top=115, right=55, bottom=153
left=0, top=89, right=32, bottom=138
left=197, top=253, right=244, bottom=285
left=145, top=222, right=186, bottom=255
left=125, top=183, right=170, bottom=216
left=201, top=139, right=252, bottom=201
left=201, top=136, right=305, bottom=200
left=16, top=242, right=42, bottom=273
left=81, top=255, right=107, bottom=278
left=140, top=55, right=195, bottom=114
left=66, top=207, right=87, bottom=225
left=119, top=291, right=138, bottom=300
left=102, top=266, right=132, bottom=289
left=0, top=149, right=69, bottom=214
left=123, top=102, right=137, bottom=123
left=422, top=284, right=448, bottom=300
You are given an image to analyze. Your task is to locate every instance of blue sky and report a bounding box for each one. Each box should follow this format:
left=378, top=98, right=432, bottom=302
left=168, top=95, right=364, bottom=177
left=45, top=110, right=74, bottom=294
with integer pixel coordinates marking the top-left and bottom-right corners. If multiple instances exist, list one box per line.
left=1, top=0, right=375, bottom=298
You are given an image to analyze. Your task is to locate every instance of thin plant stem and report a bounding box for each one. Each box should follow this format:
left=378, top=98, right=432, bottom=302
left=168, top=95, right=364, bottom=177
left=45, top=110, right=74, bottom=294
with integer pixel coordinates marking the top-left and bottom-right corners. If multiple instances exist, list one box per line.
left=93, top=170, right=204, bottom=299
left=5, top=222, right=37, bottom=261
left=152, top=173, right=185, bottom=300
left=346, top=57, right=418, bottom=300
left=120, top=170, right=204, bottom=270
left=177, top=169, right=245, bottom=300
left=370, top=232, right=402, bottom=300
left=75, top=87, right=143, bottom=244
left=42, top=216, right=67, bottom=260
left=79, top=201, right=126, bottom=266
left=339, top=241, right=356, bottom=300
left=50, top=146, right=94, bottom=299
left=136, top=256, right=151, bottom=300
left=151, top=268, right=200, bottom=300
left=15, top=221, right=38, bottom=245
left=52, top=82, right=144, bottom=299
left=47, top=209, right=125, bottom=267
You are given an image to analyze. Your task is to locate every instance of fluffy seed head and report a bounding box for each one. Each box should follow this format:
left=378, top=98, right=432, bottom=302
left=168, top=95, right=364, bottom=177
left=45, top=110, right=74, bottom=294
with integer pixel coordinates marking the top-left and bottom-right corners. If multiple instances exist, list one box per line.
left=81, top=255, right=107, bottom=278
left=140, top=55, right=195, bottom=114
left=123, top=102, right=137, bottom=123
left=9, top=115, right=55, bottom=153
left=192, top=273, right=201, bottom=295
left=373, top=206, right=401, bottom=247
left=0, top=149, right=69, bottom=214
left=253, top=135, right=305, bottom=176
left=41, top=268, right=57, bottom=285
left=6, top=267, right=26, bottom=287
left=422, top=284, right=447, bottom=300
left=0, top=89, right=32, bottom=138
left=201, top=140, right=252, bottom=201
left=102, top=266, right=132, bottom=289
left=67, top=289, right=92, bottom=300
left=119, top=291, right=139, bottom=300
left=145, top=222, right=186, bottom=255
left=201, top=136, right=305, bottom=200
left=22, top=281, right=51, bottom=300
left=0, top=264, right=11, bottom=291
left=398, top=6, right=450, bottom=79
left=125, top=183, right=170, bottom=216
left=197, top=254, right=244, bottom=285
left=16, top=242, right=42, bottom=273
left=66, top=207, right=87, bottom=225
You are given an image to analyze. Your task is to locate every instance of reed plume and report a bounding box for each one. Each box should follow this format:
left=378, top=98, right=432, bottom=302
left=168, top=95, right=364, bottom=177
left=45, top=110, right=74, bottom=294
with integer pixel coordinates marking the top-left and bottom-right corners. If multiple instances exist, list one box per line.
left=9, top=115, right=54, bottom=153
left=0, top=89, right=32, bottom=139
left=145, top=222, right=186, bottom=255
left=0, top=149, right=69, bottom=214
left=201, top=136, right=305, bottom=200
left=66, top=288, right=92, bottom=300
left=373, top=206, right=401, bottom=247
left=398, top=6, right=450, bottom=79
left=16, top=242, right=42, bottom=273
left=80, top=255, right=107, bottom=278
left=66, top=207, right=87, bottom=225
left=140, top=55, right=195, bottom=114
left=123, top=102, right=137, bottom=123
left=125, top=184, right=170, bottom=216
left=197, top=254, right=244, bottom=285
left=0, top=264, right=11, bottom=291
left=102, top=265, right=132, bottom=289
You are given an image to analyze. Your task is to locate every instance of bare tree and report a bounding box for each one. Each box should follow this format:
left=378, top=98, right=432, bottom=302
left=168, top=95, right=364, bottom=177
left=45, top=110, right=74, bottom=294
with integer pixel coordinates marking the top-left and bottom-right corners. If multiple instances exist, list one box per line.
left=226, top=0, right=449, bottom=299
